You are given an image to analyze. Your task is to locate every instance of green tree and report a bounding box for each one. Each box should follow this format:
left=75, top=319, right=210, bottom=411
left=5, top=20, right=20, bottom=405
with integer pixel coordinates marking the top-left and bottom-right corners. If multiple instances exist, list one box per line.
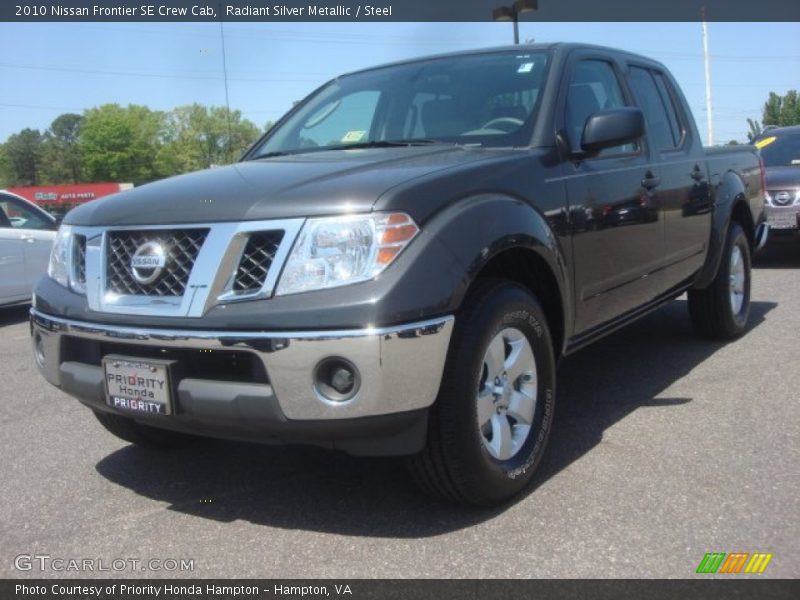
left=80, top=104, right=166, bottom=183
left=3, top=128, right=44, bottom=185
left=159, top=104, right=260, bottom=174
left=41, top=113, right=84, bottom=183
left=746, top=118, right=762, bottom=143
left=761, top=90, right=800, bottom=128
left=0, top=144, right=12, bottom=187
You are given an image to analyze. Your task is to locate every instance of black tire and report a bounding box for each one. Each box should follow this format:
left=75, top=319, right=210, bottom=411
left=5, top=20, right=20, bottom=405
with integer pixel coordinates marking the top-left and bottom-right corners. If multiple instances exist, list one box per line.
left=406, top=279, right=557, bottom=506
left=93, top=410, right=193, bottom=448
left=688, top=222, right=752, bottom=339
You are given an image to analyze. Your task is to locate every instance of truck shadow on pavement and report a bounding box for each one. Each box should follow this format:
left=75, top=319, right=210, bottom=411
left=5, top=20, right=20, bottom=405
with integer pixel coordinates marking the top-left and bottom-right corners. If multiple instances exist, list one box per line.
left=95, top=298, right=775, bottom=536
left=0, top=304, right=30, bottom=327
left=754, top=237, right=800, bottom=269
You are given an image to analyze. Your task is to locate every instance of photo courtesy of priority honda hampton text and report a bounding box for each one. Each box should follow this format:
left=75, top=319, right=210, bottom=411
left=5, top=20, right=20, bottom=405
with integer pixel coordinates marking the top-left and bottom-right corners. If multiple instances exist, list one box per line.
left=30, top=44, right=766, bottom=506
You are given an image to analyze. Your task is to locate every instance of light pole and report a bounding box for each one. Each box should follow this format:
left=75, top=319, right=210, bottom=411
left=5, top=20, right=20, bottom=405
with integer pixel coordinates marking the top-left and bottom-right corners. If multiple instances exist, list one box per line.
left=492, top=0, right=538, bottom=45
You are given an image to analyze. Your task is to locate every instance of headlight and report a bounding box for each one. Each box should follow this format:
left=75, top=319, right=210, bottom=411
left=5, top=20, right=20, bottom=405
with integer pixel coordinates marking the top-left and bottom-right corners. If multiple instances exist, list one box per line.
left=275, top=212, right=419, bottom=295
left=47, top=224, right=73, bottom=288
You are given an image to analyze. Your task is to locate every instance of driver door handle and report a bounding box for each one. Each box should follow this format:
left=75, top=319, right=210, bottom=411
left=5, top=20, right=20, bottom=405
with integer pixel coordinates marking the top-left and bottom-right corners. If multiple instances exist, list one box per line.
left=641, top=172, right=661, bottom=190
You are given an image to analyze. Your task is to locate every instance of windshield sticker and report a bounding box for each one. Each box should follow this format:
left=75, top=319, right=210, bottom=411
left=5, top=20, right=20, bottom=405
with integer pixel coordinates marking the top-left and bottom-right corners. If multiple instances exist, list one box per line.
left=754, top=136, right=776, bottom=149
left=341, top=130, right=366, bottom=143
left=517, top=62, right=535, bottom=73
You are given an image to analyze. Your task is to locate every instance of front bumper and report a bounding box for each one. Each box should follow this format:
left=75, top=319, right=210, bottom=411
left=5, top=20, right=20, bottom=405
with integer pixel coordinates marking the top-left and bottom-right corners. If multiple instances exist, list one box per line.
left=765, top=204, right=800, bottom=230
left=30, top=309, right=454, bottom=455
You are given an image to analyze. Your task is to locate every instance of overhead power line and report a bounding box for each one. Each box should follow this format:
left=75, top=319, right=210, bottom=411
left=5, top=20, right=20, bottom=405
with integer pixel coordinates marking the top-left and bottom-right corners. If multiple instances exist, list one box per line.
left=67, top=23, right=800, bottom=58
left=0, top=61, right=326, bottom=83
left=0, top=102, right=84, bottom=111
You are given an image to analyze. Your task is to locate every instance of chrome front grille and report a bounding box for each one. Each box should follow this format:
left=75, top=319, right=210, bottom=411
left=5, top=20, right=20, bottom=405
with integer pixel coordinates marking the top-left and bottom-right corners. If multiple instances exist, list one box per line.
left=106, top=229, right=209, bottom=297
left=233, top=231, right=285, bottom=294
left=70, top=218, right=304, bottom=317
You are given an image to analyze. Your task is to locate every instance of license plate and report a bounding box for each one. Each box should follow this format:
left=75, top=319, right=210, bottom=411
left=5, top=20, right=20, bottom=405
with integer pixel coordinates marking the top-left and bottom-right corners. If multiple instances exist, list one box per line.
left=103, top=355, right=174, bottom=415
left=767, top=211, right=799, bottom=230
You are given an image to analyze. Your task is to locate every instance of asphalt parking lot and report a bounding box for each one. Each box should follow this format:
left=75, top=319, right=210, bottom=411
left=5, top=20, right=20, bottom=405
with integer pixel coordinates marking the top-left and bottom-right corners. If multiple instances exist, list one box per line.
left=1, top=238, right=798, bottom=579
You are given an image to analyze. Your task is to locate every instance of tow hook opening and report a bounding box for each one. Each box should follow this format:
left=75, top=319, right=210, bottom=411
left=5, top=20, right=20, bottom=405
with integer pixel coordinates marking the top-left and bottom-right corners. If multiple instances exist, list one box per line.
left=313, top=357, right=361, bottom=403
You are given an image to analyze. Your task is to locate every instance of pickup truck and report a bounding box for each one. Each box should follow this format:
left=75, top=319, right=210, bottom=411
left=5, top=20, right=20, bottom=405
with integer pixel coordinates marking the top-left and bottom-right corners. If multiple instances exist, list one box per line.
left=756, top=125, right=800, bottom=233
left=30, top=44, right=767, bottom=506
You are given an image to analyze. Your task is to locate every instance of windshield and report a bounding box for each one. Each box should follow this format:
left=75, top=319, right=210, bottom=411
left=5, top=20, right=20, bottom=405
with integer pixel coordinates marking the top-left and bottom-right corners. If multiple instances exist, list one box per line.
left=249, top=51, right=549, bottom=157
left=757, top=131, right=800, bottom=167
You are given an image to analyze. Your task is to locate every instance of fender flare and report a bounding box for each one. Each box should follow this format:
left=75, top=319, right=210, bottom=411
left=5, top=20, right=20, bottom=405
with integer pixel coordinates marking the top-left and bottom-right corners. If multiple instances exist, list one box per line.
left=421, top=193, right=573, bottom=343
left=692, top=170, right=755, bottom=290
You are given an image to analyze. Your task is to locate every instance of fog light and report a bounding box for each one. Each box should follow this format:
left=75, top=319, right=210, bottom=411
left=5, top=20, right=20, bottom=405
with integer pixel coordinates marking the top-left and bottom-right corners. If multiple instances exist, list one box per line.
left=313, top=357, right=360, bottom=403
left=33, top=332, right=45, bottom=368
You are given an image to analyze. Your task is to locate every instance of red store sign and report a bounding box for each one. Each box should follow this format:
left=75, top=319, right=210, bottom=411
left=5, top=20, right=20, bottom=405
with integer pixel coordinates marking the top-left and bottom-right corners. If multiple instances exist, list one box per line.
left=8, top=183, right=132, bottom=206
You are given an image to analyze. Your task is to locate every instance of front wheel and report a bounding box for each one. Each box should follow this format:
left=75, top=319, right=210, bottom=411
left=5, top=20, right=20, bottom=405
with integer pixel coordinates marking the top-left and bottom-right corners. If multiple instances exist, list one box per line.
left=688, top=221, right=752, bottom=339
left=406, top=279, right=557, bottom=506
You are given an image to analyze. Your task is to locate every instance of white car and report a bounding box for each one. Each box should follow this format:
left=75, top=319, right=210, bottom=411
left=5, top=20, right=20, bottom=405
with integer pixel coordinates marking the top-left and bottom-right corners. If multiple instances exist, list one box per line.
left=0, top=190, right=58, bottom=307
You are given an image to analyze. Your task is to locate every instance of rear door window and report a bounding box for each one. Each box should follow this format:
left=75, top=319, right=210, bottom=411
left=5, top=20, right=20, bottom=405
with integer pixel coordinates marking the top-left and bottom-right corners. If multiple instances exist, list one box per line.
left=653, top=72, right=684, bottom=147
left=628, top=67, right=679, bottom=152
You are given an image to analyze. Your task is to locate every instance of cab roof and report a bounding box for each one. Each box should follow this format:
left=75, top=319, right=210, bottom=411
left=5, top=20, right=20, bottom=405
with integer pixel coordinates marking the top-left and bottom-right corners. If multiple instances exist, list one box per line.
left=341, top=42, right=666, bottom=78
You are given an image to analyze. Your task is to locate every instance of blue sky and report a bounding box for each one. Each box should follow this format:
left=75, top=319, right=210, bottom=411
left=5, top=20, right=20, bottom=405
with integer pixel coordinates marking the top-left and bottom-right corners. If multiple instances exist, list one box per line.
left=0, top=21, right=797, bottom=144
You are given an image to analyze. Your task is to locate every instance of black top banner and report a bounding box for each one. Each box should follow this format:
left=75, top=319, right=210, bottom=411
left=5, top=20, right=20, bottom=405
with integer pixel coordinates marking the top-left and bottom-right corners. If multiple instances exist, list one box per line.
left=3, top=0, right=800, bottom=22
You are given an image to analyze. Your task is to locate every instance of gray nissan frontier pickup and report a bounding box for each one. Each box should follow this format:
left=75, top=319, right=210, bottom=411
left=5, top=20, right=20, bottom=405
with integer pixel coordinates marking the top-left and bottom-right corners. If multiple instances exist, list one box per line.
left=31, top=44, right=766, bottom=505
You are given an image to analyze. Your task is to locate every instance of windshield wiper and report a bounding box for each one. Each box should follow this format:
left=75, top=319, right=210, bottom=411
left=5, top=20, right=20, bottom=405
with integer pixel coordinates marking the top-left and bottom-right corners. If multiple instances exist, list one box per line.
left=251, top=150, right=292, bottom=159
left=325, top=138, right=444, bottom=150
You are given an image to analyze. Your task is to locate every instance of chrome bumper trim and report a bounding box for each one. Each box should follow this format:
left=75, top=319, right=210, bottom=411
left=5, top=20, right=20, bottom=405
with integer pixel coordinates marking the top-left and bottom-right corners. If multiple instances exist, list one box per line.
left=30, top=309, right=454, bottom=420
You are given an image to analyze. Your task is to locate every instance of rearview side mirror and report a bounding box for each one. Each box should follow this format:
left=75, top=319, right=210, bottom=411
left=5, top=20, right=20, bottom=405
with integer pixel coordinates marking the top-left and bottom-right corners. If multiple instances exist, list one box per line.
left=580, top=107, right=645, bottom=155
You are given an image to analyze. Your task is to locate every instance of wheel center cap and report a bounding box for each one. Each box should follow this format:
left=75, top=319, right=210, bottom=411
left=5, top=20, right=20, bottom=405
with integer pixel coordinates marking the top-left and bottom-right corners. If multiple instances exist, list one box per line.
left=493, top=373, right=512, bottom=407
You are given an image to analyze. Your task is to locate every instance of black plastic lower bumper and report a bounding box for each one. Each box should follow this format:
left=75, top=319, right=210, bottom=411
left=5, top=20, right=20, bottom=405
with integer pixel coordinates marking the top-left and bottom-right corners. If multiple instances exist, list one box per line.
left=59, top=360, right=428, bottom=456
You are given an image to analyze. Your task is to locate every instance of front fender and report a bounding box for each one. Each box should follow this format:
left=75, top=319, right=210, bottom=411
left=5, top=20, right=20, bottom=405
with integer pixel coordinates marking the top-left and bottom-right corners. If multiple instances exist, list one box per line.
left=422, top=193, right=572, bottom=333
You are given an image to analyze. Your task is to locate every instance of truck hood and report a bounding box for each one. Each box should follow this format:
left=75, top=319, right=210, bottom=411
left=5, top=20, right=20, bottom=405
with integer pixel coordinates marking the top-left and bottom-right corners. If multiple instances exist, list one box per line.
left=66, top=146, right=505, bottom=226
left=764, top=166, right=800, bottom=189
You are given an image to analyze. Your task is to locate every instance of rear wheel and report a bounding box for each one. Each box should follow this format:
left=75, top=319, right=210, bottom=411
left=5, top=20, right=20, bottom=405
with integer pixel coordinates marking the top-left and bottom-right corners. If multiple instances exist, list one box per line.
left=93, top=410, right=193, bottom=448
left=688, top=221, right=752, bottom=339
left=407, top=279, right=556, bottom=506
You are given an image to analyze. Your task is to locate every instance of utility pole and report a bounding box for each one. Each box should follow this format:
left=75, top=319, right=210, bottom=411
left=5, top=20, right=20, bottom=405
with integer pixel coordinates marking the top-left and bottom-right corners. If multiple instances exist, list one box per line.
left=219, top=16, right=234, bottom=162
left=702, top=8, right=714, bottom=146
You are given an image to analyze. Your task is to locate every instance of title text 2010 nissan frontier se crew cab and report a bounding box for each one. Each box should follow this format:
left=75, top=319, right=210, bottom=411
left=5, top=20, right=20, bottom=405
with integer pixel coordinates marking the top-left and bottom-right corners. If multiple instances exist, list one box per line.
left=31, top=44, right=767, bottom=506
